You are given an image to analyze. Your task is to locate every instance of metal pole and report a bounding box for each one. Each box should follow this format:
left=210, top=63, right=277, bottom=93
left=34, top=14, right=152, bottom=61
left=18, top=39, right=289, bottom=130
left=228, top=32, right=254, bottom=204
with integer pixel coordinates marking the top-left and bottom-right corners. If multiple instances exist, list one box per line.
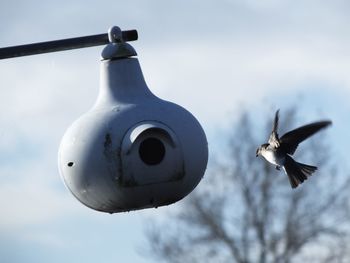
left=0, top=29, right=137, bottom=60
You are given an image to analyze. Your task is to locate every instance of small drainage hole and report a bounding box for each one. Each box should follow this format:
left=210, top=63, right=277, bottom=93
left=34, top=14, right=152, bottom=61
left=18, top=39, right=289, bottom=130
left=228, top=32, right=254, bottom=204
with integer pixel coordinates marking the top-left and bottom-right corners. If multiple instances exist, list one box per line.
left=67, top=162, right=74, bottom=167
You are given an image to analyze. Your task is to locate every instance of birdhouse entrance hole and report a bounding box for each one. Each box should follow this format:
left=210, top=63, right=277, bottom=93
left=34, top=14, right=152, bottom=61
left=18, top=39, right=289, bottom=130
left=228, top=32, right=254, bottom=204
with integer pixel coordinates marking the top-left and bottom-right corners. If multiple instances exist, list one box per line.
left=138, top=137, right=165, bottom=165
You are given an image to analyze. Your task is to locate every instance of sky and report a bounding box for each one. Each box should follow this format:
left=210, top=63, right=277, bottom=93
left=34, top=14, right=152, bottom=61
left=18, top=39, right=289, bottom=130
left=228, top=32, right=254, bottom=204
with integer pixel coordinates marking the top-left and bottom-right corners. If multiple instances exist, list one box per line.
left=1, top=0, right=350, bottom=262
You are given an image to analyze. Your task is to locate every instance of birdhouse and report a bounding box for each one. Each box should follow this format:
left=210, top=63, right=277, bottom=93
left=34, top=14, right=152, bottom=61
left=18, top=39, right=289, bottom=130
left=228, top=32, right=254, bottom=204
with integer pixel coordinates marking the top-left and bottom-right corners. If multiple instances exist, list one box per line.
left=57, top=27, right=208, bottom=213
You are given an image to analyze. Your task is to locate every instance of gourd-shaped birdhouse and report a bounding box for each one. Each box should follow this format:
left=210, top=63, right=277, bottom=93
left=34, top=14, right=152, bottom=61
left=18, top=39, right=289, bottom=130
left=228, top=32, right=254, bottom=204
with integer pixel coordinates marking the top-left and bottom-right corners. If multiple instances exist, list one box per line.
left=57, top=27, right=208, bottom=213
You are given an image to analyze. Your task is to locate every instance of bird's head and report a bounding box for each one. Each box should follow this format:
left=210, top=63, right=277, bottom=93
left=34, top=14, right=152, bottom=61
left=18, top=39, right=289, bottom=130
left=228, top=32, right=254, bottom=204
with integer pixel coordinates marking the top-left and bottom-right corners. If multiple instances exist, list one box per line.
left=256, top=144, right=268, bottom=157
left=256, top=146, right=262, bottom=157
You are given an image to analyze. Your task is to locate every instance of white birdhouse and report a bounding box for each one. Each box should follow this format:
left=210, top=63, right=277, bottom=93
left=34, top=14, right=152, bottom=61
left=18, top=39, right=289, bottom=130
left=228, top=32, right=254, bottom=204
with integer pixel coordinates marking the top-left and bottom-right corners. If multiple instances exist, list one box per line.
left=57, top=27, right=208, bottom=213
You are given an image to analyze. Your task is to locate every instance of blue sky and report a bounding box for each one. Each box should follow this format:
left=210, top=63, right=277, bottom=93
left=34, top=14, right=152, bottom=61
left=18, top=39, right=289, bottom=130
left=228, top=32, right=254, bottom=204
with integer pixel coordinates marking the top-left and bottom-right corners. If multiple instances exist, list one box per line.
left=1, top=1, right=350, bottom=262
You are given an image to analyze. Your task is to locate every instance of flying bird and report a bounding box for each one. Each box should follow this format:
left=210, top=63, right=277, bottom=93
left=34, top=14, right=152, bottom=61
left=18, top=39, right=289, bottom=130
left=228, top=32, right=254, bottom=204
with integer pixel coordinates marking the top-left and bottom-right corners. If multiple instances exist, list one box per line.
left=256, top=110, right=332, bottom=189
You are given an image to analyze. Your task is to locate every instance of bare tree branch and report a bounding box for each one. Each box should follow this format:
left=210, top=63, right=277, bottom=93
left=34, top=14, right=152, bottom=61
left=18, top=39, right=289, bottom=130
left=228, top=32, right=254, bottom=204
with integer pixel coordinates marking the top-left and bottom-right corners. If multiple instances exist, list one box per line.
left=144, top=107, right=350, bottom=263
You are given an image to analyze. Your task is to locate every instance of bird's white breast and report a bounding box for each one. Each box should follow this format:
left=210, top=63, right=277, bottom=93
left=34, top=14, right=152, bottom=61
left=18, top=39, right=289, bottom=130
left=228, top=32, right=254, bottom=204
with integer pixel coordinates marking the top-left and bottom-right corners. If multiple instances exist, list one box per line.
left=261, top=150, right=285, bottom=166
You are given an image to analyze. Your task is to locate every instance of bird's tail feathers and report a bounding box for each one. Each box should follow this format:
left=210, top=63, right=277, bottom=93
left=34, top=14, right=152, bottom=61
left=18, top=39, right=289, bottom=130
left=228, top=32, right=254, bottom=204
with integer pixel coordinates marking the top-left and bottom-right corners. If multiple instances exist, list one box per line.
left=283, top=155, right=317, bottom=189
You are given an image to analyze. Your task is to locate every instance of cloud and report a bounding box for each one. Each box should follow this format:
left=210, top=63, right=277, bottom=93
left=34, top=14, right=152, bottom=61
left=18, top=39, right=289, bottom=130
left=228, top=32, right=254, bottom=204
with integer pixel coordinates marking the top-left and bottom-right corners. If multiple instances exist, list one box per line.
left=0, top=150, right=81, bottom=229
left=140, top=35, right=350, bottom=125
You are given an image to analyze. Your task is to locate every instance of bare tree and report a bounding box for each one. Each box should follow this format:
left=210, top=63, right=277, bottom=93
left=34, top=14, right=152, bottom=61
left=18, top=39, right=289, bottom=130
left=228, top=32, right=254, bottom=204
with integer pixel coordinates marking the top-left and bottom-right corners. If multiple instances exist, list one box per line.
left=144, top=108, right=350, bottom=263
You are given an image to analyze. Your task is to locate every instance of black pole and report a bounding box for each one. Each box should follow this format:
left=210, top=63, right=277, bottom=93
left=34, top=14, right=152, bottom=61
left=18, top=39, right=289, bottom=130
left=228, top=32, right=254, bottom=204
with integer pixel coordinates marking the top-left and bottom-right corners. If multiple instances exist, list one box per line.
left=0, top=29, right=137, bottom=60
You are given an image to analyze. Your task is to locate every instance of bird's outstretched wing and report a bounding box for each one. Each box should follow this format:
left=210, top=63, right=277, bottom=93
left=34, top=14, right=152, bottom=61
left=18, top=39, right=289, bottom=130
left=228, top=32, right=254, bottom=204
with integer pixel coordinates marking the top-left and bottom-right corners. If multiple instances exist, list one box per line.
left=280, top=120, right=332, bottom=155
left=268, top=109, right=280, bottom=148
